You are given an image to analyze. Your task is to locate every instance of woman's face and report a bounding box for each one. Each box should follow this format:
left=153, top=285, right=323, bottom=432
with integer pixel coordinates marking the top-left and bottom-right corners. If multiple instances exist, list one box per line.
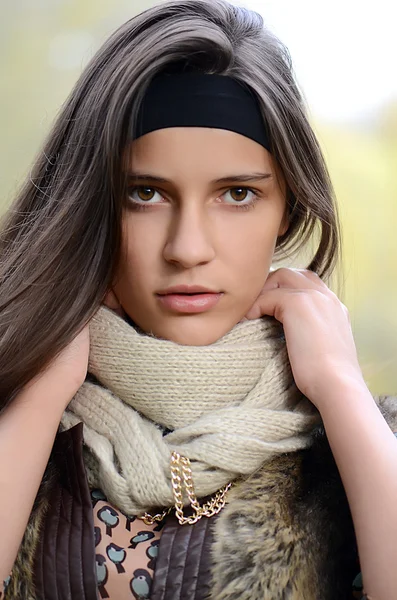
left=112, top=127, right=288, bottom=345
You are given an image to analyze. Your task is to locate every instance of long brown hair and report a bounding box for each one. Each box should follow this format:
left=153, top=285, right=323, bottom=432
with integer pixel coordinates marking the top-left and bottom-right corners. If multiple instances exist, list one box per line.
left=0, top=0, right=341, bottom=410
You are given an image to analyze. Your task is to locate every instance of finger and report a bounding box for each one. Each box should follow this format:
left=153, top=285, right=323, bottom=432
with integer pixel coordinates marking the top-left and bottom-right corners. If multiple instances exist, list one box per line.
left=245, top=286, right=295, bottom=321
left=263, top=267, right=331, bottom=293
left=245, top=284, right=337, bottom=322
left=103, top=289, right=125, bottom=318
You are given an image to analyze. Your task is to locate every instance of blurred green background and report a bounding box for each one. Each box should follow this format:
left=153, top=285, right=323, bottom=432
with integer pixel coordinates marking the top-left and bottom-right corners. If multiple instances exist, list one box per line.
left=1, top=0, right=396, bottom=394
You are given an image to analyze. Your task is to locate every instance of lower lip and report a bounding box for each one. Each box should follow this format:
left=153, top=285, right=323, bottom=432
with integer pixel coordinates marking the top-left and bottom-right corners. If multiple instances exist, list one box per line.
left=157, top=293, right=223, bottom=313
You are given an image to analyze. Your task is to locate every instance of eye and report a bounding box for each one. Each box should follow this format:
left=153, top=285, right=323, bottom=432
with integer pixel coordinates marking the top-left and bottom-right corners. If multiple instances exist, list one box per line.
left=222, top=187, right=258, bottom=206
left=127, top=186, right=163, bottom=205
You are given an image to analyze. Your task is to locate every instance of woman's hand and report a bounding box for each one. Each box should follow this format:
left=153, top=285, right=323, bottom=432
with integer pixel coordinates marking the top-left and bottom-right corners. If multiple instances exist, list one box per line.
left=41, top=289, right=124, bottom=403
left=103, top=289, right=125, bottom=318
left=32, top=290, right=122, bottom=408
left=245, top=268, right=365, bottom=408
left=28, top=324, right=90, bottom=408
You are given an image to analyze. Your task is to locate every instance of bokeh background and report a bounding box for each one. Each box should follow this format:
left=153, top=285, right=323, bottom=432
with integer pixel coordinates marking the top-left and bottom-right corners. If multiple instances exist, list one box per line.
left=1, top=0, right=396, bottom=394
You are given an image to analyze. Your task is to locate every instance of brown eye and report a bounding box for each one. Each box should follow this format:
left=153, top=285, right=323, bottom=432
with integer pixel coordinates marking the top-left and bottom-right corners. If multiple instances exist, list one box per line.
left=136, top=187, right=155, bottom=201
left=229, top=188, right=249, bottom=202
left=221, top=187, right=258, bottom=209
left=127, top=186, right=162, bottom=207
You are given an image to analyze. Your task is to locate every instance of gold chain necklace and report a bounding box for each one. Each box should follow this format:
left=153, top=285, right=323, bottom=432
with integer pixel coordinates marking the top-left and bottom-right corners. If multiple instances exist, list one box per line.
left=138, top=451, right=232, bottom=526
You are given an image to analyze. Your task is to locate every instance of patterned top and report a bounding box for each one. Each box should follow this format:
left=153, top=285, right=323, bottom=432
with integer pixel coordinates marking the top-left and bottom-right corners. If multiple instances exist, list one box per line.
left=91, top=489, right=163, bottom=599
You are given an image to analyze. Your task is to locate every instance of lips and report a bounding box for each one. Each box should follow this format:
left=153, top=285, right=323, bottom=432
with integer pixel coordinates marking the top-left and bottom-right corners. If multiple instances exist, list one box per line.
left=156, top=285, right=219, bottom=295
left=156, top=285, right=223, bottom=314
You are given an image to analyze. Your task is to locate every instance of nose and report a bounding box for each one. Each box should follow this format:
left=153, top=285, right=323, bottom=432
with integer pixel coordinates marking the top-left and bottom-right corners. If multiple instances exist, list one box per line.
left=163, top=204, right=216, bottom=268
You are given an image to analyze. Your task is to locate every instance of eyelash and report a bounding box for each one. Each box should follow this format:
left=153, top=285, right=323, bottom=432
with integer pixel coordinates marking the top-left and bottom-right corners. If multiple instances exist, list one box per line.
left=126, top=186, right=261, bottom=212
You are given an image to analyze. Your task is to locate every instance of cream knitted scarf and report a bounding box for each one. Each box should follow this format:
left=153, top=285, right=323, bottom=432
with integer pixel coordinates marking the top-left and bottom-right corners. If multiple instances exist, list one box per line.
left=61, top=306, right=320, bottom=515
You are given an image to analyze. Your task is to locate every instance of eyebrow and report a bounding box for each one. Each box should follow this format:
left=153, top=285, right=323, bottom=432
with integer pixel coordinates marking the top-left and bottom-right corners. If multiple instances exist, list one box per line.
left=125, top=172, right=273, bottom=185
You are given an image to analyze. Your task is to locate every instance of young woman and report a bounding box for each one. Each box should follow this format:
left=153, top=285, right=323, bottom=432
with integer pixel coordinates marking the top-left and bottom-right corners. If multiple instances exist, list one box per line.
left=0, top=1, right=396, bottom=599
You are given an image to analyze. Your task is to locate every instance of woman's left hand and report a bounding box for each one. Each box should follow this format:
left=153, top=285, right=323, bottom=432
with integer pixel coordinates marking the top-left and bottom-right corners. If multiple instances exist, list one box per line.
left=245, top=268, right=366, bottom=409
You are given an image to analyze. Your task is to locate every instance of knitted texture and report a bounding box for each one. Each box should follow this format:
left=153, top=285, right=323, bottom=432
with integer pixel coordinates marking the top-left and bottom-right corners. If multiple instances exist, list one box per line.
left=61, top=307, right=320, bottom=514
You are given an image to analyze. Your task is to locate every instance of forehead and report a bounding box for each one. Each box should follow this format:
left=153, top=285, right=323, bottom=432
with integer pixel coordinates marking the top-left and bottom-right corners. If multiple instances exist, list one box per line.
left=125, top=127, right=274, bottom=176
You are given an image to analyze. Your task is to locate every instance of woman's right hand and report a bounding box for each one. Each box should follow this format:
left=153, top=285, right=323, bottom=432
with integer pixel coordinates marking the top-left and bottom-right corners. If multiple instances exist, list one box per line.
left=51, top=324, right=90, bottom=394
left=26, top=323, right=90, bottom=410
left=29, top=290, right=121, bottom=411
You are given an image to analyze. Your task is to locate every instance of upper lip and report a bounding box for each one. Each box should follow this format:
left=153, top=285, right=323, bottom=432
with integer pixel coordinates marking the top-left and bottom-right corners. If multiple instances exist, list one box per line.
left=156, top=285, right=220, bottom=295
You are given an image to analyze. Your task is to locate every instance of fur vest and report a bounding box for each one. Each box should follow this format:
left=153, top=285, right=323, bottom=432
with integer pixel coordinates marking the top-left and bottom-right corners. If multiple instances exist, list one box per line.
left=5, top=395, right=397, bottom=600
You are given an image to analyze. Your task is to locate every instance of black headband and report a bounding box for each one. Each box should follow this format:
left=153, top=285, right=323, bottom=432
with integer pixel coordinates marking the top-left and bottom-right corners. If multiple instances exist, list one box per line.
left=132, top=72, right=272, bottom=152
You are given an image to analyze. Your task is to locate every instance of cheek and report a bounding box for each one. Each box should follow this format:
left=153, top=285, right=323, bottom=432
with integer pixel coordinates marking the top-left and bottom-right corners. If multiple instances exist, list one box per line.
left=233, top=243, right=273, bottom=294
left=220, top=217, right=279, bottom=304
left=117, top=219, right=159, bottom=284
left=222, top=217, right=278, bottom=269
